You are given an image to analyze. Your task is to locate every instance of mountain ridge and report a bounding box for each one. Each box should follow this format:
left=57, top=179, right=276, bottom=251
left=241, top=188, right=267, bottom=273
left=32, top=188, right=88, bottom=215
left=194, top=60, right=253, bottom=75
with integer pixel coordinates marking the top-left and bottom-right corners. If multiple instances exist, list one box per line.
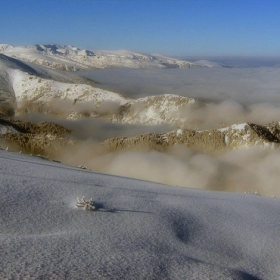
left=0, top=44, right=226, bottom=70
left=1, top=119, right=280, bottom=157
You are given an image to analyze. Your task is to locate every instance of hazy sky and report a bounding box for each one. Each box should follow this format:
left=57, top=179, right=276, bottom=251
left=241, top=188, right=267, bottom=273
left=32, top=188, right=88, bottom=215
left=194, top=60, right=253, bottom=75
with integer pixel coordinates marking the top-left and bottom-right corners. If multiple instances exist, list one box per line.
left=2, top=0, right=280, bottom=56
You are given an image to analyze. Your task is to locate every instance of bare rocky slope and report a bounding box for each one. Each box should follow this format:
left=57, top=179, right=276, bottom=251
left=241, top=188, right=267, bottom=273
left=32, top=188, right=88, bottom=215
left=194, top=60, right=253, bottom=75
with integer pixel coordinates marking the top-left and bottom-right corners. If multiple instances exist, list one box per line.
left=1, top=118, right=280, bottom=158
left=0, top=118, right=71, bottom=155
left=104, top=122, right=280, bottom=152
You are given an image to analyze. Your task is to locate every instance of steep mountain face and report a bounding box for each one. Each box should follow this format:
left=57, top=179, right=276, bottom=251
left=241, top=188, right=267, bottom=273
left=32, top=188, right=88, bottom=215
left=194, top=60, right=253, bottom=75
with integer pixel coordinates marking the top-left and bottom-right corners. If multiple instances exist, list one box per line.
left=0, top=70, right=15, bottom=117
left=0, top=52, right=98, bottom=85
left=0, top=44, right=224, bottom=70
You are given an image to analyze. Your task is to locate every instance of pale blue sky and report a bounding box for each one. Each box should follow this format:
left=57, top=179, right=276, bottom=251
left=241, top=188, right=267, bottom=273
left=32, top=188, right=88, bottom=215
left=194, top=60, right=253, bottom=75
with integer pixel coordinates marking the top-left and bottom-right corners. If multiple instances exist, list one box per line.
left=2, top=0, right=280, bottom=56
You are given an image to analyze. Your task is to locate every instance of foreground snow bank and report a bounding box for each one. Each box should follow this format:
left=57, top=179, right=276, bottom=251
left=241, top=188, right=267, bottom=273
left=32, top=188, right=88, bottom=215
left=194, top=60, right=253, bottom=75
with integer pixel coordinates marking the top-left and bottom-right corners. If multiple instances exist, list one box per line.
left=0, top=149, right=280, bottom=279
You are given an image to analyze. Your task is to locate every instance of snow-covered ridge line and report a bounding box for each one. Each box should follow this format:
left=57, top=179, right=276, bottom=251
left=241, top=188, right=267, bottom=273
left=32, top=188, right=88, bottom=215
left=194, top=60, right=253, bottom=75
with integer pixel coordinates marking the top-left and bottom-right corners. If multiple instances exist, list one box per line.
left=5, top=68, right=128, bottom=119
left=0, top=44, right=226, bottom=70
left=0, top=56, right=204, bottom=125
left=5, top=68, right=206, bottom=124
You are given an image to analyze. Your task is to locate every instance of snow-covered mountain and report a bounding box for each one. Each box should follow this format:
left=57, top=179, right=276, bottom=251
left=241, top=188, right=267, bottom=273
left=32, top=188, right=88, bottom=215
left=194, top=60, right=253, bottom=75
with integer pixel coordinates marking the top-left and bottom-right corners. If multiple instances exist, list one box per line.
left=6, top=67, right=127, bottom=119
left=2, top=43, right=280, bottom=280
left=0, top=54, right=204, bottom=124
left=0, top=52, right=99, bottom=116
left=6, top=65, right=204, bottom=123
left=0, top=44, right=225, bottom=70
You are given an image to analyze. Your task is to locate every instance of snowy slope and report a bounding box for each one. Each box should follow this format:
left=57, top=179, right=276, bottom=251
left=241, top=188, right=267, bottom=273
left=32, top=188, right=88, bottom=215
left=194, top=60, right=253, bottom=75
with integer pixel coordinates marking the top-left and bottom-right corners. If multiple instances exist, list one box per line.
left=7, top=68, right=127, bottom=118
left=8, top=69, right=123, bottom=104
left=0, top=52, right=104, bottom=117
left=0, top=149, right=280, bottom=279
left=10, top=71, right=205, bottom=125
left=0, top=44, right=225, bottom=70
left=110, top=94, right=201, bottom=126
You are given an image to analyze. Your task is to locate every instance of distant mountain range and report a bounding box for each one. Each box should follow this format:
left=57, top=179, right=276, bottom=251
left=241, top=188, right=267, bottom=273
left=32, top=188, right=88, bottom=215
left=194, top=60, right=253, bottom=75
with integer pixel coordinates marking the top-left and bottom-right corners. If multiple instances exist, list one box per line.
left=0, top=44, right=226, bottom=70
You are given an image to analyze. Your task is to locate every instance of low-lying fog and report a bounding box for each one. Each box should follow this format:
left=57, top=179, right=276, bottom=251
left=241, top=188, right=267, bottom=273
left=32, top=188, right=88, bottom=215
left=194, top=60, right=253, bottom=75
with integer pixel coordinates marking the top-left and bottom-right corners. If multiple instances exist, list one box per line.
left=79, top=63, right=280, bottom=105
left=14, top=59, right=280, bottom=197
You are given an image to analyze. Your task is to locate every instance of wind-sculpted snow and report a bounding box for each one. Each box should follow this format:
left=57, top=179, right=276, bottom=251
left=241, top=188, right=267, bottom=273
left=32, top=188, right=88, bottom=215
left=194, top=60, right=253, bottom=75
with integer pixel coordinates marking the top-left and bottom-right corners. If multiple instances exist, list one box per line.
left=0, top=44, right=224, bottom=70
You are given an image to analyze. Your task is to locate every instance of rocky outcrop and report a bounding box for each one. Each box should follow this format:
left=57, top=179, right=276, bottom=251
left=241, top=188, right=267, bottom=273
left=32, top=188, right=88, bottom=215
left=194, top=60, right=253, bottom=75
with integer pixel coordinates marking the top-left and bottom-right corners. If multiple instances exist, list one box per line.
left=104, top=122, right=280, bottom=152
left=1, top=118, right=280, bottom=158
left=0, top=118, right=71, bottom=154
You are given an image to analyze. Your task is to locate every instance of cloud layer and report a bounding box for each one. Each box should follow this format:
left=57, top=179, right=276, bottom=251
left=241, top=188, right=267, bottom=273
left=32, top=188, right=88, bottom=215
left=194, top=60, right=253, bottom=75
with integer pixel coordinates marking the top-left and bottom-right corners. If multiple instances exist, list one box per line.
left=7, top=65, right=280, bottom=198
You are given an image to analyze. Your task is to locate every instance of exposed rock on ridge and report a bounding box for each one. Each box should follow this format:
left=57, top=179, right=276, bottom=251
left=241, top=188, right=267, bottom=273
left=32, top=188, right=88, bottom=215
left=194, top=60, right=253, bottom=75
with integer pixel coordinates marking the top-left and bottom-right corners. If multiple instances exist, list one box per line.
left=105, top=122, right=280, bottom=152
left=1, top=119, right=280, bottom=158
left=0, top=118, right=71, bottom=154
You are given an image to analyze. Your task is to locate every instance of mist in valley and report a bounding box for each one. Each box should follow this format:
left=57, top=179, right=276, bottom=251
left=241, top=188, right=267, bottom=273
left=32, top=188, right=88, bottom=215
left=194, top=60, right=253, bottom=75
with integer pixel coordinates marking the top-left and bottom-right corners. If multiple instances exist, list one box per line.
left=79, top=63, right=280, bottom=105
left=4, top=58, right=280, bottom=197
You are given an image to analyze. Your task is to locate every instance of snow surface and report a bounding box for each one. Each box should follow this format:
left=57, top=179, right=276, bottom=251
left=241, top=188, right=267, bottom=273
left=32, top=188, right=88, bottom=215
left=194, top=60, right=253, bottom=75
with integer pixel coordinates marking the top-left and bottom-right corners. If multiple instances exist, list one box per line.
left=0, top=149, right=280, bottom=279
left=231, top=123, right=247, bottom=130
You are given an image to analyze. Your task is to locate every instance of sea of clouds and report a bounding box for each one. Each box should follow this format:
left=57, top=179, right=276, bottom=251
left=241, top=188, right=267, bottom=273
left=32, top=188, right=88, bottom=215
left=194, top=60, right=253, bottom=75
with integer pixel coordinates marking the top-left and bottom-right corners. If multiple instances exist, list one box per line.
left=14, top=60, right=280, bottom=197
